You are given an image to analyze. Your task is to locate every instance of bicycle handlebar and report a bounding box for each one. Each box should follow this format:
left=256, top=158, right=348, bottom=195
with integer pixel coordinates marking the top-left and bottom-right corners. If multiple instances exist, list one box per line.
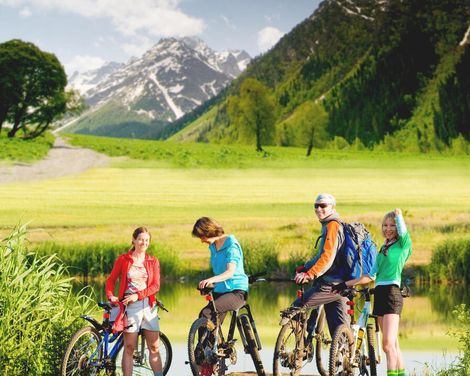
left=99, top=299, right=169, bottom=312
left=340, top=285, right=410, bottom=298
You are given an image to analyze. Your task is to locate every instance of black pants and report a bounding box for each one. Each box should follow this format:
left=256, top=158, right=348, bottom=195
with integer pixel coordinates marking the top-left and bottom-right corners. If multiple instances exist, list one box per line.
left=293, top=280, right=349, bottom=336
left=199, top=290, right=247, bottom=325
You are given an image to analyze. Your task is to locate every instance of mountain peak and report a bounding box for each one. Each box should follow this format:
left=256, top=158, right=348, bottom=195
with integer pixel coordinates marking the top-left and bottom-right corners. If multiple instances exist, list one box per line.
left=67, top=36, right=251, bottom=135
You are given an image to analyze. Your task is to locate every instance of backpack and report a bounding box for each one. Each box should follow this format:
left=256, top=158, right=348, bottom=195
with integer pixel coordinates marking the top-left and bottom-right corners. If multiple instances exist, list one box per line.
left=340, top=222, right=377, bottom=279
left=314, top=221, right=377, bottom=280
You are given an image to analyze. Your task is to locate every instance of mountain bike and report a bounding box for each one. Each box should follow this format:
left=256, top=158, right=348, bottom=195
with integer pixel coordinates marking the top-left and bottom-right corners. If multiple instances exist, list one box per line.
left=328, top=287, right=381, bottom=376
left=187, top=272, right=266, bottom=376
left=272, top=280, right=330, bottom=376
left=61, top=300, right=172, bottom=376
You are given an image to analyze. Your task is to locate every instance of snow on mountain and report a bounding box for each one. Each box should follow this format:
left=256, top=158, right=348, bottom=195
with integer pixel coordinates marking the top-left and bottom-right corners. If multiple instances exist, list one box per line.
left=68, top=62, right=124, bottom=96
left=68, top=37, right=251, bottom=123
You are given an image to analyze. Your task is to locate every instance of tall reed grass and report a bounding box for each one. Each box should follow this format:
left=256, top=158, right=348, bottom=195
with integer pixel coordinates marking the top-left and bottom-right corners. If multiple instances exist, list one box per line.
left=436, top=304, right=470, bottom=375
left=428, top=237, right=470, bottom=283
left=32, top=241, right=183, bottom=279
left=241, top=238, right=280, bottom=275
left=0, top=225, right=94, bottom=375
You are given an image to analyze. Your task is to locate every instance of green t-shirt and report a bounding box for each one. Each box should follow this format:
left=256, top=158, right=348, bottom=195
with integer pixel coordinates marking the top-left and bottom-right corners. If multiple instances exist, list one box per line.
left=369, top=215, right=412, bottom=286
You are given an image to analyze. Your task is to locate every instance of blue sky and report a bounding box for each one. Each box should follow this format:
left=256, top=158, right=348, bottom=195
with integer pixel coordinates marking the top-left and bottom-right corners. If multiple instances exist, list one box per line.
left=0, top=0, right=321, bottom=74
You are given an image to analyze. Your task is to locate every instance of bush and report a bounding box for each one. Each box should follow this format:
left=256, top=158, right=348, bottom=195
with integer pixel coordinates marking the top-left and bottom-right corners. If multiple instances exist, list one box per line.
left=241, top=238, right=280, bottom=276
left=428, top=238, right=470, bottom=283
left=0, top=225, right=94, bottom=375
left=32, top=241, right=183, bottom=279
left=436, top=304, right=470, bottom=375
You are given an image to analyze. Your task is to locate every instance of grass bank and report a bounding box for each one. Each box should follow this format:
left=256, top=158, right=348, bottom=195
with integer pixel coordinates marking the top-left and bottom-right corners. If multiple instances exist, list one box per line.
left=0, top=132, right=54, bottom=163
left=0, top=226, right=94, bottom=375
left=31, top=237, right=302, bottom=279
left=428, top=237, right=470, bottom=284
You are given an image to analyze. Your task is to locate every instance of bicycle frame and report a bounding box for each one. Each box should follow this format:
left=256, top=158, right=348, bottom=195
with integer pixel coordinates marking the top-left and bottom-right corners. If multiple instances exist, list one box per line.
left=79, top=307, right=125, bottom=370
left=344, top=288, right=382, bottom=367
left=187, top=274, right=267, bottom=376
left=202, top=289, right=262, bottom=355
left=79, top=299, right=170, bottom=372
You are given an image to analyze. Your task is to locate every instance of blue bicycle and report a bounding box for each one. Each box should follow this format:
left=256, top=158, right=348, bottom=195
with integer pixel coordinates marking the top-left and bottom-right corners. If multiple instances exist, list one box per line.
left=60, top=300, right=172, bottom=376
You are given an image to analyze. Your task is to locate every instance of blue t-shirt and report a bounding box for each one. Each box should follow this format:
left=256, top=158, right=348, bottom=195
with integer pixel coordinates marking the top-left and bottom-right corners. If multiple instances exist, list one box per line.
left=209, top=235, right=249, bottom=293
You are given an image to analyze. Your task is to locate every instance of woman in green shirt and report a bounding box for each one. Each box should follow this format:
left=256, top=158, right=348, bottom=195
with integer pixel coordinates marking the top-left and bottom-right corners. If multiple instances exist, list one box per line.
left=332, top=208, right=412, bottom=376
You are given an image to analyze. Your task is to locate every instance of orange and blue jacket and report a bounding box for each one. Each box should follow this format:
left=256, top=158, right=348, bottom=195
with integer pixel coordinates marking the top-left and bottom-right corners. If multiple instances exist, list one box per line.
left=302, top=212, right=346, bottom=283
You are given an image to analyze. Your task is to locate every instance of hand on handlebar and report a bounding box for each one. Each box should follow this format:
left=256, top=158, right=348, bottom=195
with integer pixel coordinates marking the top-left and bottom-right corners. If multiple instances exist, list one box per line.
left=331, top=282, right=347, bottom=294
left=198, top=278, right=214, bottom=289
left=294, top=272, right=311, bottom=284
left=108, top=296, right=119, bottom=303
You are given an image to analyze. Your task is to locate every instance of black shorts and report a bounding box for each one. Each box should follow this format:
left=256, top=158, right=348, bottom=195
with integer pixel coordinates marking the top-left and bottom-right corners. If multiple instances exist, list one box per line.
left=373, top=285, right=403, bottom=316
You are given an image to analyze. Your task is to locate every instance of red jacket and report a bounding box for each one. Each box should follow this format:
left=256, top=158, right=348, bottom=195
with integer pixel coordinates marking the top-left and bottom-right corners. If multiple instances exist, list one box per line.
left=105, top=250, right=160, bottom=307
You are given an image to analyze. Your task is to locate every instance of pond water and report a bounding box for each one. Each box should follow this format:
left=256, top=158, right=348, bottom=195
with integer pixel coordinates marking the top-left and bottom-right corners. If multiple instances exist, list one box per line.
left=78, top=281, right=467, bottom=376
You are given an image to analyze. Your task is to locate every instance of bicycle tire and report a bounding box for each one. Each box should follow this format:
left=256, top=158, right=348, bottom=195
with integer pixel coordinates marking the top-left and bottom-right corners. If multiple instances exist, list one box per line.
left=113, top=331, right=172, bottom=376
left=366, top=324, right=377, bottom=376
left=187, top=317, right=218, bottom=376
left=60, top=326, right=103, bottom=376
left=239, top=314, right=265, bottom=376
left=329, top=324, right=354, bottom=376
left=273, top=319, right=305, bottom=376
left=315, top=307, right=330, bottom=376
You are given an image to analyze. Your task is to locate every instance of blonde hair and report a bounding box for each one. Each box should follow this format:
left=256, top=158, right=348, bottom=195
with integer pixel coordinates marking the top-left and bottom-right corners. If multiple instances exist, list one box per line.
left=192, top=217, right=224, bottom=238
left=131, top=226, right=151, bottom=250
left=381, top=211, right=396, bottom=238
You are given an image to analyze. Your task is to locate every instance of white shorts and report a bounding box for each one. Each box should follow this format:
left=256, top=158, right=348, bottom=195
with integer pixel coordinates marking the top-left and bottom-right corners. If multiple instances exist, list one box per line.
left=125, top=297, right=160, bottom=333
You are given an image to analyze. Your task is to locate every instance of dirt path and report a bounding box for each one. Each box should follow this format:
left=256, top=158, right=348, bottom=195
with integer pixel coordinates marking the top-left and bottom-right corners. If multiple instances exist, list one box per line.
left=0, top=136, right=113, bottom=184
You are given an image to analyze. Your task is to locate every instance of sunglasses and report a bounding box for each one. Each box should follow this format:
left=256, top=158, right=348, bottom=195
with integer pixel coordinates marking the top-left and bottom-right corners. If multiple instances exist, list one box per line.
left=314, top=203, right=329, bottom=209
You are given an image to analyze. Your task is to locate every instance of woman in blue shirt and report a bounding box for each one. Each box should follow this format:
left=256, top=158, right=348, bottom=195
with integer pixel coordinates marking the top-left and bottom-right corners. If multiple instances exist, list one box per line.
left=192, top=217, right=249, bottom=324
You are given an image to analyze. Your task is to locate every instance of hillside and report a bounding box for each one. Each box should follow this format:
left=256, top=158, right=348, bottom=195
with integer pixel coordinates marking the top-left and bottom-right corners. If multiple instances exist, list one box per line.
left=64, top=37, right=250, bottom=139
left=171, top=0, right=470, bottom=153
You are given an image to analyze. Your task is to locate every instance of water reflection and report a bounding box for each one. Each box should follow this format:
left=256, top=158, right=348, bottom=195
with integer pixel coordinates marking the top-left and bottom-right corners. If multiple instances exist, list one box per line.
left=74, top=280, right=467, bottom=347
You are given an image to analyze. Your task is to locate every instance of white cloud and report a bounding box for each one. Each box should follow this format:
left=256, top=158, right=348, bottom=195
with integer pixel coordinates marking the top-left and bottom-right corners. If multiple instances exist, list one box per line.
left=65, top=55, right=105, bottom=74
left=1, top=0, right=205, bottom=37
left=121, top=37, right=154, bottom=58
left=220, top=15, right=236, bottom=30
left=19, top=6, right=31, bottom=17
left=257, top=26, right=284, bottom=52
left=264, top=14, right=280, bottom=23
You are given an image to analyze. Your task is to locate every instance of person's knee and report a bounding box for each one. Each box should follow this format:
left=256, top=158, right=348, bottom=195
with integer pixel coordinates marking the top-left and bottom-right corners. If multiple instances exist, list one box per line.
left=124, top=342, right=136, bottom=355
left=382, top=339, right=396, bottom=354
left=148, top=342, right=160, bottom=354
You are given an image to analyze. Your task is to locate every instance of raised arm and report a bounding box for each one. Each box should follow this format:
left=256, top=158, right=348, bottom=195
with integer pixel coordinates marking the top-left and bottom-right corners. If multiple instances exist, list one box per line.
left=394, top=208, right=407, bottom=237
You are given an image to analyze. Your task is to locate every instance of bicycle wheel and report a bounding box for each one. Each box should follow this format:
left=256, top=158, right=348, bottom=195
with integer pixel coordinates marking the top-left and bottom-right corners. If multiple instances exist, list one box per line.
left=114, top=331, right=172, bottom=376
left=187, top=317, right=219, bottom=376
left=366, top=324, right=377, bottom=376
left=60, top=326, right=103, bottom=376
left=239, top=314, right=265, bottom=376
left=273, top=318, right=306, bottom=376
left=315, top=307, right=330, bottom=376
left=329, top=324, right=354, bottom=376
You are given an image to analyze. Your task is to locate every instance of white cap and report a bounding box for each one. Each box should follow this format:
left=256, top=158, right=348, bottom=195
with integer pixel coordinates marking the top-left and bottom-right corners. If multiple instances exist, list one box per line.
left=315, top=193, right=336, bottom=206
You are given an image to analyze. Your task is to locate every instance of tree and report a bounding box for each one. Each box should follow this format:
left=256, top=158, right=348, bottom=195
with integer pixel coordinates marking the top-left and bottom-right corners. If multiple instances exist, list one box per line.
left=302, top=101, right=328, bottom=156
left=229, top=78, right=276, bottom=152
left=0, top=39, right=68, bottom=138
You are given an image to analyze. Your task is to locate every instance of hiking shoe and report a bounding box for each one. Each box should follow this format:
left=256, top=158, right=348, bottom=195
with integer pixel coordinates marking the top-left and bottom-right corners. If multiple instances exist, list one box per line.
left=279, top=306, right=301, bottom=325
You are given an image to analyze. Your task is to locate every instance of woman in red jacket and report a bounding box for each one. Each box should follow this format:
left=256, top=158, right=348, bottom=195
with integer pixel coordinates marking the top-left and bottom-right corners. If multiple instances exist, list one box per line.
left=105, top=227, right=162, bottom=376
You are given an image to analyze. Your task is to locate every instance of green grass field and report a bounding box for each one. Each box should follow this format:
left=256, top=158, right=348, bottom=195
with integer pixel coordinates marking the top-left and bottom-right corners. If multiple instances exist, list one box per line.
left=1, top=134, right=468, bottom=355
left=0, top=132, right=54, bottom=163
left=0, top=134, right=469, bottom=269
